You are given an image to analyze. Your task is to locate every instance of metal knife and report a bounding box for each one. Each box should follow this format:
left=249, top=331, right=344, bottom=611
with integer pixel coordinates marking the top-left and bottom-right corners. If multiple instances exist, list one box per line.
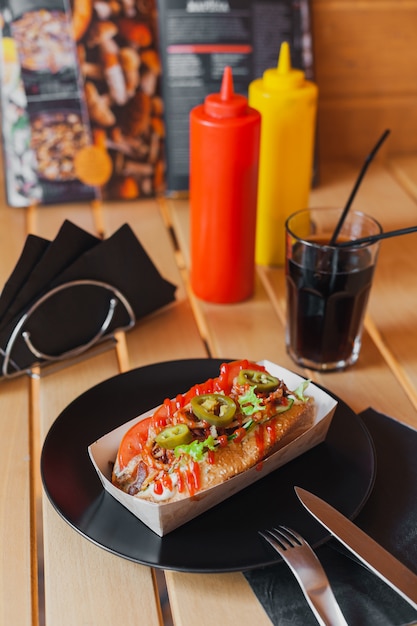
left=295, top=486, right=417, bottom=611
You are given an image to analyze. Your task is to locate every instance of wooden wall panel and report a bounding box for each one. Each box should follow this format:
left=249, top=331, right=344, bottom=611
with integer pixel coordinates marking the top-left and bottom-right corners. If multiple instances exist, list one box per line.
left=311, top=1, right=417, bottom=160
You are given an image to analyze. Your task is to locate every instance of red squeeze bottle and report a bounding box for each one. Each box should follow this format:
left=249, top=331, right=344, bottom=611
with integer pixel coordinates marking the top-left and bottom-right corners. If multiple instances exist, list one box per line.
left=189, top=66, right=261, bottom=303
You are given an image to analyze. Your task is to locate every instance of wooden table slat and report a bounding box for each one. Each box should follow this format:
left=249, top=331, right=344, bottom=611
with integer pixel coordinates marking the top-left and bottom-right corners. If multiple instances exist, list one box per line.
left=165, top=571, right=273, bottom=626
left=0, top=376, right=33, bottom=626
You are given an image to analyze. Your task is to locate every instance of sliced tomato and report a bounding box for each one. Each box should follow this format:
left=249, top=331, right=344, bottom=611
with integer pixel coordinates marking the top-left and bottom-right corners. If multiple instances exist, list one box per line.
left=182, top=361, right=266, bottom=404
left=183, top=377, right=217, bottom=405
left=217, top=359, right=265, bottom=394
left=117, top=416, right=152, bottom=470
left=151, top=399, right=173, bottom=429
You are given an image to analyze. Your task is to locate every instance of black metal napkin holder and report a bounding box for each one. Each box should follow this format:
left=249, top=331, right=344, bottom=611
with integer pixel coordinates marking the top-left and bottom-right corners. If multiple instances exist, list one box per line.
left=0, top=221, right=177, bottom=380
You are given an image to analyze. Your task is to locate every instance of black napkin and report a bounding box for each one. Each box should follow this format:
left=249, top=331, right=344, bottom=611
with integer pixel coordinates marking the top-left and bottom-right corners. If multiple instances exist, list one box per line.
left=0, top=220, right=100, bottom=331
left=0, top=233, right=50, bottom=326
left=245, top=410, right=417, bottom=625
left=0, top=221, right=176, bottom=378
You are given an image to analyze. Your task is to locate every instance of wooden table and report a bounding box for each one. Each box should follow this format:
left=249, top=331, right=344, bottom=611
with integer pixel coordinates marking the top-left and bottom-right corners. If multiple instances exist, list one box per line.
left=2, top=155, right=417, bottom=626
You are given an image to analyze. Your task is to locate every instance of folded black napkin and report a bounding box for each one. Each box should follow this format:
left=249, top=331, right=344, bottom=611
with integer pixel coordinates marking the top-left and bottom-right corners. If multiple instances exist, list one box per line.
left=0, top=221, right=176, bottom=378
left=0, top=233, right=50, bottom=326
left=245, top=409, right=417, bottom=626
left=0, top=221, right=100, bottom=332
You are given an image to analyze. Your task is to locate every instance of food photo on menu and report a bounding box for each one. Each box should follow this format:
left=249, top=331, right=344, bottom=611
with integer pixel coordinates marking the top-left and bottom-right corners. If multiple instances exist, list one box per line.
left=0, top=0, right=98, bottom=205
left=0, top=0, right=165, bottom=205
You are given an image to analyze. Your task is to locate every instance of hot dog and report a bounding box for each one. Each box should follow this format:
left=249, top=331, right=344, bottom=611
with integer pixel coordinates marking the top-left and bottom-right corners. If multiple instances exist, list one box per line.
left=112, top=360, right=315, bottom=503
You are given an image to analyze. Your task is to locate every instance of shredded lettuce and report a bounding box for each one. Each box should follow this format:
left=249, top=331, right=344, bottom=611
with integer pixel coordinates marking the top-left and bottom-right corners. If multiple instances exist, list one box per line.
left=238, top=387, right=265, bottom=415
left=292, top=380, right=311, bottom=402
left=174, top=435, right=217, bottom=461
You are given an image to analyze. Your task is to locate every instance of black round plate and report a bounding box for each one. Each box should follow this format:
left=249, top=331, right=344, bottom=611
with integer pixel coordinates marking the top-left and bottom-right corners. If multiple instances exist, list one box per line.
left=41, top=359, right=376, bottom=573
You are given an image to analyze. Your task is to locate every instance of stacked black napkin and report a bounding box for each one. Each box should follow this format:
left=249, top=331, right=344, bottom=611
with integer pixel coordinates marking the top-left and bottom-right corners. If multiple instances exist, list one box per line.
left=0, top=220, right=176, bottom=378
left=245, top=409, right=417, bottom=625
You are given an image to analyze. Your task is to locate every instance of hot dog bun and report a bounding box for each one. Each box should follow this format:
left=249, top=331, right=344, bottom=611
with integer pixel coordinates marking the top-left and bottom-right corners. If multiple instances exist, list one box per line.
left=112, top=360, right=315, bottom=503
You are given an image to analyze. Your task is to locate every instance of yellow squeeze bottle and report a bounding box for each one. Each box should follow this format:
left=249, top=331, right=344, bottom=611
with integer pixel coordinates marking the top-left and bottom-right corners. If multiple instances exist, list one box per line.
left=249, top=41, right=318, bottom=266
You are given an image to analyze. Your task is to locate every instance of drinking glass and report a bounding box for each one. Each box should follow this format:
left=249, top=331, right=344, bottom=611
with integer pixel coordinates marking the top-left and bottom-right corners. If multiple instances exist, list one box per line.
left=285, top=207, right=382, bottom=371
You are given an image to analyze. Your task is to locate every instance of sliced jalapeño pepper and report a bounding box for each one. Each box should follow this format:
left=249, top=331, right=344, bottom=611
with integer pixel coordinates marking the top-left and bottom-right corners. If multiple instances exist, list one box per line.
left=237, top=369, right=279, bottom=392
left=191, top=393, right=236, bottom=427
left=155, top=424, right=193, bottom=449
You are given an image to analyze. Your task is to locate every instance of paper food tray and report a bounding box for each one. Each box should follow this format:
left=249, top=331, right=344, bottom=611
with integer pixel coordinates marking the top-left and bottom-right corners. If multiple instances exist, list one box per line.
left=89, top=361, right=338, bottom=536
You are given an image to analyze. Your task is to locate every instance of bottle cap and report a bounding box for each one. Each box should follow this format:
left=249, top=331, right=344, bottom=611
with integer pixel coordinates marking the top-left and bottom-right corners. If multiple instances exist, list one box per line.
left=204, top=66, right=248, bottom=118
left=263, top=41, right=305, bottom=90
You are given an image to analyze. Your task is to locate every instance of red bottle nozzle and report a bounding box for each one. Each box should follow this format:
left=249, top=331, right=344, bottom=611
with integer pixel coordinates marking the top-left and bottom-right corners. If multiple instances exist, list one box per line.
left=220, top=66, right=233, bottom=100
left=204, top=66, right=247, bottom=118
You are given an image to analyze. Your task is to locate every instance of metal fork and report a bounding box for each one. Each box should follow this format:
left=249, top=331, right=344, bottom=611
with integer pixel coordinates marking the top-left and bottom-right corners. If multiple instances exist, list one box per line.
left=259, top=526, right=348, bottom=626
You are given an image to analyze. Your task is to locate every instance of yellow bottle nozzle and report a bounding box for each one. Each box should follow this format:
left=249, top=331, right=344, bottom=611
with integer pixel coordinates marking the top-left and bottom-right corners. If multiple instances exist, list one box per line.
left=277, top=41, right=291, bottom=75
left=263, top=41, right=305, bottom=90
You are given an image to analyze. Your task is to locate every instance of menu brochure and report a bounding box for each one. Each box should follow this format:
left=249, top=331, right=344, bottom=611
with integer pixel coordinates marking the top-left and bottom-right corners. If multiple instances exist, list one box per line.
left=157, top=0, right=314, bottom=193
left=0, top=0, right=313, bottom=205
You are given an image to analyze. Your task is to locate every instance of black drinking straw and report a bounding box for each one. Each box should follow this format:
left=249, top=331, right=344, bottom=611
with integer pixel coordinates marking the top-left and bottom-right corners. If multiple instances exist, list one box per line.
left=336, top=224, right=417, bottom=247
left=329, top=129, right=391, bottom=246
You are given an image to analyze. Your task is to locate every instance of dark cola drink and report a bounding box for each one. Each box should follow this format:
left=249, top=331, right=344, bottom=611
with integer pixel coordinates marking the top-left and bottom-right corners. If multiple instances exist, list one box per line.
left=286, top=239, right=376, bottom=370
